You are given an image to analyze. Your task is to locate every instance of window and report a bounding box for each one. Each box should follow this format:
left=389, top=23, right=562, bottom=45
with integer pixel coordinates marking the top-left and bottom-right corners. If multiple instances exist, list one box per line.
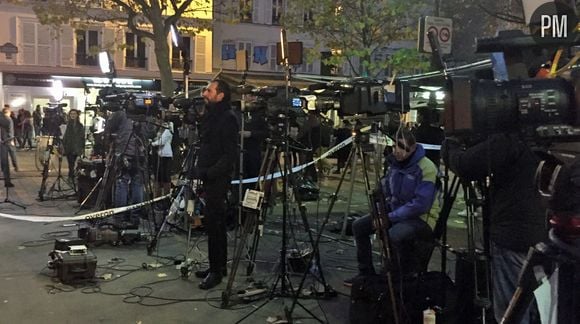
left=172, top=36, right=191, bottom=70
left=75, top=30, right=99, bottom=66
left=272, top=0, right=284, bottom=25
left=20, top=20, right=52, bottom=66
left=125, top=33, right=147, bottom=68
left=239, top=0, right=253, bottom=22
left=269, top=44, right=282, bottom=71
left=238, top=41, right=252, bottom=63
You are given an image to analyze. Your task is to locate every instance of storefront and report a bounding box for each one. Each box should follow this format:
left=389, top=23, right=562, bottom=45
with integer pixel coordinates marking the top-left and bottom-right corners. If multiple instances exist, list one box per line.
left=1, top=72, right=162, bottom=113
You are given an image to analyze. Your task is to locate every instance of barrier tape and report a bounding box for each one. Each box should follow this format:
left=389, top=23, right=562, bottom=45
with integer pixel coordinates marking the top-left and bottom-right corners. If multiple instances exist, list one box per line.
left=1, top=134, right=441, bottom=223
left=0, top=195, right=170, bottom=223
left=231, top=134, right=441, bottom=185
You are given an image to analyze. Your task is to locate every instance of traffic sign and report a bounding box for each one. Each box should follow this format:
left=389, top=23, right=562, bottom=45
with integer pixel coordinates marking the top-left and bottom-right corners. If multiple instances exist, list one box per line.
left=418, top=16, right=453, bottom=55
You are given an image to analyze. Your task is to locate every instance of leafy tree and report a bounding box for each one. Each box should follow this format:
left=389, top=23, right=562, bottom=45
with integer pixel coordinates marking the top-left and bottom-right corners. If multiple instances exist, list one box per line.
left=284, top=0, right=430, bottom=77
left=18, top=0, right=212, bottom=96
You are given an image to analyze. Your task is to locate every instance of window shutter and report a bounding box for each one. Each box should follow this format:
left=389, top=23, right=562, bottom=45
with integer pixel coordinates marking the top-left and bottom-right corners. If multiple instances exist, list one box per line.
left=264, top=0, right=273, bottom=24
left=252, top=0, right=260, bottom=24
left=21, top=20, right=36, bottom=64
left=60, top=26, right=74, bottom=67
left=194, top=35, right=208, bottom=73
left=37, top=25, right=51, bottom=66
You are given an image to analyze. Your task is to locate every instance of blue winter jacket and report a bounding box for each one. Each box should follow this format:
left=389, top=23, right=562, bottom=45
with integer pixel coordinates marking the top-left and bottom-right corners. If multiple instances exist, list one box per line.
left=381, top=144, right=438, bottom=223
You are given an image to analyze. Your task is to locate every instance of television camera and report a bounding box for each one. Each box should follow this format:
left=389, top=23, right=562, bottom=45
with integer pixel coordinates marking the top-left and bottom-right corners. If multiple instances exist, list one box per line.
left=420, top=29, right=580, bottom=143
left=96, top=86, right=159, bottom=118
left=292, top=78, right=388, bottom=116
left=42, top=102, right=67, bottom=137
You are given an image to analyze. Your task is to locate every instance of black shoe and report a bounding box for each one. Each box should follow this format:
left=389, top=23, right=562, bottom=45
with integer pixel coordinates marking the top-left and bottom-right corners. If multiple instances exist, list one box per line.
left=5, top=182, right=15, bottom=188
left=195, top=268, right=227, bottom=278
left=198, top=272, right=222, bottom=290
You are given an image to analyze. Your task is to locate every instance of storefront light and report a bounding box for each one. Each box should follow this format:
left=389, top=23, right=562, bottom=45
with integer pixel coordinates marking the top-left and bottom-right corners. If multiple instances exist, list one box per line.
left=52, top=79, right=64, bottom=102
left=10, top=97, right=25, bottom=108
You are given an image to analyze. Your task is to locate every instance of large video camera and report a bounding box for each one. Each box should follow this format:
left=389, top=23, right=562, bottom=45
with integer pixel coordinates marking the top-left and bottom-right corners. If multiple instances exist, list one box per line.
left=97, top=86, right=159, bottom=117
left=42, top=102, right=67, bottom=137
left=444, top=30, right=580, bottom=143
left=292, top=79, right=388, bottom=116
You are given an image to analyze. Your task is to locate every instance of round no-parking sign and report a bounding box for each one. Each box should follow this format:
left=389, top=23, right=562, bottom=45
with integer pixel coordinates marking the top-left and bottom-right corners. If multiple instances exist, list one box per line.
left=419, top=16, right=453, bottom=55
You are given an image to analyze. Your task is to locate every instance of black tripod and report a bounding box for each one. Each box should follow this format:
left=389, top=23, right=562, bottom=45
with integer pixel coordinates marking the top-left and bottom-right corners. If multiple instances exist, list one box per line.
left=224, top=137, right=323, bottom=323
left=285, top=130, right=400, bottom=324
left=501, top=228, right=580, bottom=324
left=0, top=180, right=25, bottom=210
left=38, top=135, right=75, bottom=201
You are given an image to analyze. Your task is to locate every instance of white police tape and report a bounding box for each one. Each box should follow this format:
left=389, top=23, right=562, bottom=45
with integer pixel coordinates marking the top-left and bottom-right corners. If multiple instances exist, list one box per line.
left=0, top=195, right=170, bottom=223
left=231, top=136, right=355, bottom=185
left=231, top=134, right=441, bottom=185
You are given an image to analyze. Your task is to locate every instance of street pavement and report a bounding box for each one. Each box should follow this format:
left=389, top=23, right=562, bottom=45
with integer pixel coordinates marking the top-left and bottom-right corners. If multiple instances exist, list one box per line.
left=0, top=148, right=473, bottom=324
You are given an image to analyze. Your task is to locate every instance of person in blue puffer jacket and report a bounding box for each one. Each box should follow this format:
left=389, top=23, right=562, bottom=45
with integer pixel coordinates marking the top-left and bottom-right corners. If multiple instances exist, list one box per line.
left=344, top=128, right=437, bottom=286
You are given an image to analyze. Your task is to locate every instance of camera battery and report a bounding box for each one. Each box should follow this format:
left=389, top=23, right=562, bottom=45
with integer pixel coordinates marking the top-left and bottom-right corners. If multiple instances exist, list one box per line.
left=56, top=251, right=97, bottom=284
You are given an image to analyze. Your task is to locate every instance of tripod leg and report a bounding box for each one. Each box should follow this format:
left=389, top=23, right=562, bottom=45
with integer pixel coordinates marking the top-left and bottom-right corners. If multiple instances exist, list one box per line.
left=340, top=143, right=358, bottom=238
left=246, top=144, right=278, bottom=276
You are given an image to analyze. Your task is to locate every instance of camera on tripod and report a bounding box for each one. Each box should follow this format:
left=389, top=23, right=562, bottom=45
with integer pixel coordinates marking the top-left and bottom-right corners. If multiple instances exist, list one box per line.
left=97, top=86, right=159, bottom=118
left=440, top=30, right=580, bottom=144
left=42, top=103, right=67, bottom=136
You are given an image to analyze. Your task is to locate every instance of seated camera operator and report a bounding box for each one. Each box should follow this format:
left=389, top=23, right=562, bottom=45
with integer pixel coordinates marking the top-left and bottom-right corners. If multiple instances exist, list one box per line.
left=105, top=104, right=146, bottom=228
left=443, top=133, right=546, bottom=324
left=344, top=129, right=437, bottom=286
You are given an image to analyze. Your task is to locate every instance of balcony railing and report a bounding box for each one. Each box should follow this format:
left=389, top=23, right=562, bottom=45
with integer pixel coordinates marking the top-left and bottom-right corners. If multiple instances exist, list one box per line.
left=76, top=53, right=98, bottom=66
left=125, top=56, right=147, bottom=68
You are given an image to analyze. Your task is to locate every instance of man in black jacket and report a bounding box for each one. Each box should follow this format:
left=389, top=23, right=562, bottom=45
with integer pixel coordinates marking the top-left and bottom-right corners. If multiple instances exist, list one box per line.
left=0, top=109, right=13, bottom=187
left=444, top=133, right=546, bottom=323
left=191, top=80, right=239, bottom=290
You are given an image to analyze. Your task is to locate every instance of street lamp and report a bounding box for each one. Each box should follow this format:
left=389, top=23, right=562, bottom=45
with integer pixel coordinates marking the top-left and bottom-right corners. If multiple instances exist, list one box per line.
left=170, top=24, right=191, bottom=98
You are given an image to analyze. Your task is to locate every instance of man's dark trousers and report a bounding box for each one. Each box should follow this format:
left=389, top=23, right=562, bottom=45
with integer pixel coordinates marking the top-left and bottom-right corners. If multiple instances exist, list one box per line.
left=205, top=177, right=230, bottom=273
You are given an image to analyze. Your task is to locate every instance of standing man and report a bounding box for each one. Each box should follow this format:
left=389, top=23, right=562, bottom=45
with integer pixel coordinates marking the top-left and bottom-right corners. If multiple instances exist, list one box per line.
left=0, top=107, right=14, bottom=187
left=33, top=105, right=42, bottom=137
left=105, top=106, right=146, bottom=228
left=190, top=80, right=239, bottom=290
left=3, top=106, right=19, bottom=172
left=443, top=133, right=545, bottom=323
left=62, top=109, right=85, bottom=181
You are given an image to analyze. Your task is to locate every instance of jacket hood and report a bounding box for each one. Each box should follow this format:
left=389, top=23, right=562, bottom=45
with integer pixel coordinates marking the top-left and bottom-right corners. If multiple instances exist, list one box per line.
left=388, top=144, right=426, bottom=168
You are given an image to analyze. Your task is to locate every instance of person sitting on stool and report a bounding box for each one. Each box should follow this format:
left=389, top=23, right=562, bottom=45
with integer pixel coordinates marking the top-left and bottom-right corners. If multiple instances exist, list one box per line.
left=62, top=109, right=85, bottom=181
left=344, top=129, right=437, bottom=286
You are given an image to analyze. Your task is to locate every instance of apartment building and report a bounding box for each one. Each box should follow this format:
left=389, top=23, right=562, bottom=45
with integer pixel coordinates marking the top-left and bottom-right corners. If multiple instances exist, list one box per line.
left=0, top=3, right=213, bottom=112
left=212, top=0, right=348, bottom=87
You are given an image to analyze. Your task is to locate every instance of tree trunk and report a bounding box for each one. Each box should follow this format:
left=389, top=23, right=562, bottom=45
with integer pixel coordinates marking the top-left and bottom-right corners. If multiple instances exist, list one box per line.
left=153, top=32, right=174, bottom=97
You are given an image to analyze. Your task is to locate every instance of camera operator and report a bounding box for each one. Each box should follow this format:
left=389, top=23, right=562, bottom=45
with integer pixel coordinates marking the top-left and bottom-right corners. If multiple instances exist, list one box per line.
left=443, top=133, right=546, bottom=323
left=298, top=110, right=321, bottom=182
left=62, top=109, right=85, bottom=181
left=189, top=80, right=239, bottom=290
left=150, top=120, right=173, bottom=197
left=2, top=106, right=19, bottom=173
left=104, top=105, right=146, bottom=228
left=0, top=107, right=14, bottom=187
left=344, top=129, right=437, bottom=286
left=240, top=105, right=268, bottom=182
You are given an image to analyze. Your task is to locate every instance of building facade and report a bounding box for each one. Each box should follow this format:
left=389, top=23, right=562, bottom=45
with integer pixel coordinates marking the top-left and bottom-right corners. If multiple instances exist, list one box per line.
left=0, top=3, right=213, bottom=113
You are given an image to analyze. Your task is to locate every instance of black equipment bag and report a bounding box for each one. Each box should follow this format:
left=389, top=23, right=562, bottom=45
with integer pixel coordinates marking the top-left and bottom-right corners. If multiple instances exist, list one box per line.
left=350, top=272, right=455, bottom=324
left=56, top=251, right=97, bottom=284
left=349, top=275, right=396, bottom=324
left=294, top=176, right=320, bottom=201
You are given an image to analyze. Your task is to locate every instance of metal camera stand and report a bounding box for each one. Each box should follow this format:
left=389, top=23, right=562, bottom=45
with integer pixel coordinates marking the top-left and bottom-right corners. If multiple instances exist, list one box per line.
left=147, top=145, right=199, bottom=256
left=284, top=129, right=401, bottom=324
left=38, top=135, right=75, bottom=201
left=500, top=228, right=580, bottom=324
